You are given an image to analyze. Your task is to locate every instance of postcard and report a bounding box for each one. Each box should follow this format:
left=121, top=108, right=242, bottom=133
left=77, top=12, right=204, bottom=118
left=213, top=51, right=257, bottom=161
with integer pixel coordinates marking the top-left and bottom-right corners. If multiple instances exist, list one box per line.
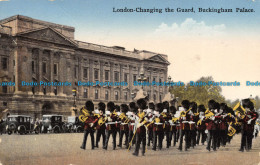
left=0, top=0, right=260, bottom=165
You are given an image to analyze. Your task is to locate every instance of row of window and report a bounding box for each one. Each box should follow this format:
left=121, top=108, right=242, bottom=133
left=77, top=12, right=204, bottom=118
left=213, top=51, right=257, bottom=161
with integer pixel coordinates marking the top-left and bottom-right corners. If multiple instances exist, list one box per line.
left=2, top=85, right=162, bottom=102
left=34, top=62, right=164, bottom=83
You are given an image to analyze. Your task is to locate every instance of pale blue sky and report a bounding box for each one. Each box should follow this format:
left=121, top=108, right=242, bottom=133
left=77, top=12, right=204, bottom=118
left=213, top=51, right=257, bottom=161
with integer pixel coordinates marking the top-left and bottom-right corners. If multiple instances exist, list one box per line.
left=1, top=0, right=260, bottom=100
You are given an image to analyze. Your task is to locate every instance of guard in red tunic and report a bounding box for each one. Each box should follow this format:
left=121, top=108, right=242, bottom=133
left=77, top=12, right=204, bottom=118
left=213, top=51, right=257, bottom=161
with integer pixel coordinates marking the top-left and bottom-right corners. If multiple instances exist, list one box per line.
left=152, top=103, right=165, bottom=151
left=118, top=104, right=129, bottom=148
left=215, top=103, right=229, bottom=148
left=178, top=100, right=191, bottom=151
left=104, top=101, right=117, bottom=150
left=196, top=104, right=207, bottom=145
left=239, top=99, right=259, bottom=152
left=127, top=102, right=138, bottom=150
left=146, top=102, right=155, bottom=147
left=132, top=98, right=148, bottom=156
left=95, top=102, right=106, bottom=148
left=162, top=101, right=171, bottom=148
left=169, top=106, right=178, bottom=147
left=189, top=102, right=198, bottom=149
left=80, top=100, right=98, bottom=150
left=205, top=100, right=217, bottom=151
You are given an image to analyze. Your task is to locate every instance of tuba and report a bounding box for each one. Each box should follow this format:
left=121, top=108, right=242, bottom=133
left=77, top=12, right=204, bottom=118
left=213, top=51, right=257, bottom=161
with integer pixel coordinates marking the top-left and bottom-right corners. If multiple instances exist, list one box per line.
left=227, top=124, right=236, bottom=136
left=233, top=101, right=246, bottom=119
left=98, top=116, right=107, bottom=126
left=79, top=107, right=90, bottom=123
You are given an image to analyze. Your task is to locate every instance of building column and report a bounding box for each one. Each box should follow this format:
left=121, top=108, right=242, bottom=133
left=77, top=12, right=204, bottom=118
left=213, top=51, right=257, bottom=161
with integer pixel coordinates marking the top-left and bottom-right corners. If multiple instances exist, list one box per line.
left=37, top=49, right=44, bottom=95
left=58, top=53, right=66, bottom=96
left=26, top=46, right=33, bottom=95
left=49, top=50, right=55, bottom=96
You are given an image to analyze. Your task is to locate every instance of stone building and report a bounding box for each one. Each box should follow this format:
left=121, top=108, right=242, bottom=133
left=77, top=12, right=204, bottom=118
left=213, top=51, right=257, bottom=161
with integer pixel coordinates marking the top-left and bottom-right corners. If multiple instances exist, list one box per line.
left=0, top=15, right=170, bottom=118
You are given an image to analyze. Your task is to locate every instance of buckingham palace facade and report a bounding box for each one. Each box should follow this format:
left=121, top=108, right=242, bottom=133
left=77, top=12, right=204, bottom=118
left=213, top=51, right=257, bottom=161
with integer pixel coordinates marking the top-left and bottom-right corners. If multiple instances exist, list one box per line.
left=0, top=15, right=170, bottom=118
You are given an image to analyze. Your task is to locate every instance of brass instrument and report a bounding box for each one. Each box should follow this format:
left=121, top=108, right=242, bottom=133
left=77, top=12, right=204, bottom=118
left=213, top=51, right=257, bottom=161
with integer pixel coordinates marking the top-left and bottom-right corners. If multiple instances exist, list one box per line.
left=205, top=109, right=214, bottom=119
left=98, top=116, right=107, bottom=126
left=180, top=108, right=192, bottom=118
left=79, top=107, right=90, bottom=123
left=227, top=124, right=236, bottom=136
left=233, top=101, right=246, bottom=119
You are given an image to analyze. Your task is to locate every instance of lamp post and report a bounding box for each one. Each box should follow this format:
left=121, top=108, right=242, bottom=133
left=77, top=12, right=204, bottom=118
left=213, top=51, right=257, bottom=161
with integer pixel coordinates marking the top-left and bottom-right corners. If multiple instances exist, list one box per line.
left=72, top=88, right=77, bottom=113
left=137, top=70, right=147, bottom=90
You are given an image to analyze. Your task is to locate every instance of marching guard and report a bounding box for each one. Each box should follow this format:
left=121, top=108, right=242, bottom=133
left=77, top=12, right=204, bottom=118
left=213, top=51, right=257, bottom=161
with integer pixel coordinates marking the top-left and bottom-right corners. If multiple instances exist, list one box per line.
left=80, top=100, right=98, bottom=150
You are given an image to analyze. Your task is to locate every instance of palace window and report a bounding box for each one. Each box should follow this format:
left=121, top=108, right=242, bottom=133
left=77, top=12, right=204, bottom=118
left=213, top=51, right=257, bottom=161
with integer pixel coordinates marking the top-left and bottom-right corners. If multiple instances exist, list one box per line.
left=115, top=91, right=119, bottom=101
left=2, top=57, right=7, bottom=70
left=133, top=75, right=137, bottom=83
left=105, top=70, right=109, bottom=81
left=43, top=86, right=46, bottom=95
left=124, top=73, right=128, bottom=83
left=95, top=89, right=99, bottom=99
left=2, top=85, right=7, bottom=93
left=83, top=89, right=88, bottom=98
left=42, top=62, right=47, bottom=74
left=83, top=68, right=88, bottom=79
left=105, top=90, right=109, bottom=100
left=94, top=69, right=99, bottom=80
left=114, top=72, right=119, bottom=81
left=124, top=92, right=127, bottom=101
left=54, top=63, right=58, bottom=75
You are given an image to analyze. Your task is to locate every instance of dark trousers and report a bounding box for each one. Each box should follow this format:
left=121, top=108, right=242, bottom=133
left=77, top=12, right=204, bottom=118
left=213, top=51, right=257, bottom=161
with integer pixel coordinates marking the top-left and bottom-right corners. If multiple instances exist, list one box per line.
left=153, top=131, right=164, bottom=150
left=105, top=129, right=117, bottom=149
left=147, top=129, right=153, bottom=146
left=240, top=130, right=253, bottom=150
left=119, top=130, right=129, bottom=147
left=179, top=129, right=189, bottom=150
left=169, top=130, right=177, bottom=146
left=197, top=130, right=206, bottom=145
left=134, top=132, right=146, bottom=155
left=81, top=129, right=95, bottom=149
left=217, top=130, right=227, bottom=147
left=190, top=130, right=197, bottom=148
left=96, top=129, right=106, bottom=147
left=207, top=130, right=217, bottom=151
left=165, top=131, right=171, bottom=148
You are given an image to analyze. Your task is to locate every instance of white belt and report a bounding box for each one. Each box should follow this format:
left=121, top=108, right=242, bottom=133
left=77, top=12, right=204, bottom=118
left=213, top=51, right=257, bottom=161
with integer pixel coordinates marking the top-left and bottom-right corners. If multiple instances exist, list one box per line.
left=182, top=121, right=189, bottom=123
left=107, top=122, right=116, bottom=124
left=170, top=124, right=176, bottom=126
left=154, top=123, right=163, bottom=125
left=130, top=123, right=135, bottom=125
left=121, top=123, right=128, bottom=125
left=189, top=121, right=195, bottom=124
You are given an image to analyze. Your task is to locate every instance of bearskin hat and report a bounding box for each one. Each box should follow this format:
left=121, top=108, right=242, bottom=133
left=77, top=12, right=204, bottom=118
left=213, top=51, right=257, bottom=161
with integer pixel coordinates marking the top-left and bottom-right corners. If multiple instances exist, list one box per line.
left=148, top=102, right=155, bottom=110
left=120, top=104, right=129, bottom=113
left=169, top=106, right=177, bottom=115
left=85, top=100, right=94, bottom=112
left=220, top=103, right=228, bottom=112
left=98, top=102, right=106, bottom=113
left=198, top=104, right=206, bottom=112
left=155, top=103, right=164, bottom=113
left=242, top=98, right=254, bottom=110
left=115, top=105, right=120, bottom=112
left=181, top=100, right=190, bottom=110
left=163, top=101, right=170, bottom=110
left=107, top=101, right=115, bottom=112
left=137, top=98, right=147, bottom=110
left=190, top=102, right=197, bottom=111
left=208, top=99, right=216, bottom=110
